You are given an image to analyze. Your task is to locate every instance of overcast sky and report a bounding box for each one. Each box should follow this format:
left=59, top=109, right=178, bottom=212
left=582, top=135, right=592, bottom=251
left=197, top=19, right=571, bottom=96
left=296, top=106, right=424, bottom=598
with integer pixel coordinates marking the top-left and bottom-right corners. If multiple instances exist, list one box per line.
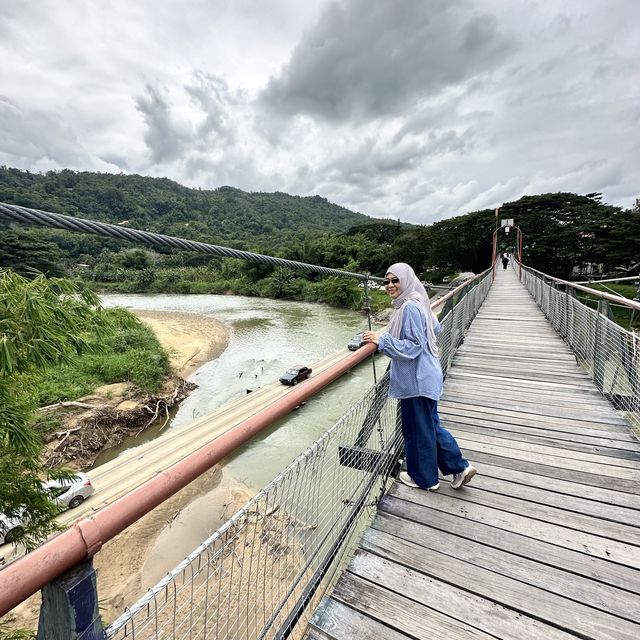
left=1, top=1, right=638, bottom=224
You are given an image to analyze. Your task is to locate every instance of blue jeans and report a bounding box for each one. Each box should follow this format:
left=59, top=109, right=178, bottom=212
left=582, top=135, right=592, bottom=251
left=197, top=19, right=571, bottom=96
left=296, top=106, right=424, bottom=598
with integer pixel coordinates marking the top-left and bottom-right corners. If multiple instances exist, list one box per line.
left=400, top=396, right=468, bottom=488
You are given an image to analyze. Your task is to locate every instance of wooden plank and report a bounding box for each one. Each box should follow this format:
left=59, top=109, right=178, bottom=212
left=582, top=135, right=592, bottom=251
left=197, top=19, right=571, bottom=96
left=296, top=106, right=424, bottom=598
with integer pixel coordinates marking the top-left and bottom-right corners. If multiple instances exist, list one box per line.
left=451, top=429, right=640, bottom=468
left=450, top=466, right=640, bottom=522
left=446, top=383, right=613, bottom=408
left=371, top=512, right=640, bottom=623
left=448, top=369, right=599, bottom=392
left=466, top=460, right=640, bottom=510
left=453, top=356, right=592, bottom=376
left=387, top=483, right=640, bottom=568
left=358, top=530, right=640, bottom=640
left=347, top=550, right=581, bottom=640
left=453, top=364, right=594, bottom=386
left=457, top=345, right=577, bottom=362
left=439, top=403, right=631, bottom=433
left=379, top=492, right=640, bottom=593
left=441, top=406, right=633, bottom=438
left=438, top=415, right=640, bottom=451
left=459, top=348, right=576, bottom=361
left=439, top=396, right=628, bottom=432
left=426, top=480, right=640, bottom=543
left=443, top=382, right=615, bottom=409
left=464, top=449, right=640, bottom=493
left=331, top=573, right=498, bottom=640
left=454, top=436, right=640, bottom=479
left=304, top=627, right=332, bottom=640
left=440, top=392, right=629, bottom=425
left=308, top=597, right=413, bottom=640
left=440, top=406, right=636, bottom=439
left=454, top=365, right=598, bottom=383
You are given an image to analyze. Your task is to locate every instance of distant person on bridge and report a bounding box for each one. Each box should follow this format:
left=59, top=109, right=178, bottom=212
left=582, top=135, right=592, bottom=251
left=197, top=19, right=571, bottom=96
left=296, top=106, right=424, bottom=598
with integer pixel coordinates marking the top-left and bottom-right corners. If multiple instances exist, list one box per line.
left=502, top=253, right=509, bottom=270
left=363, top=263, right=476, bottom=491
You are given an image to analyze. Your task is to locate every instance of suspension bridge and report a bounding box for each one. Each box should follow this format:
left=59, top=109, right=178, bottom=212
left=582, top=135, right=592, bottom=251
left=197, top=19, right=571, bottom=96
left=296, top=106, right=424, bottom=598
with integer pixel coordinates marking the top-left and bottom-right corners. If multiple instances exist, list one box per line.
left=0, top=203, right=639, bottom=640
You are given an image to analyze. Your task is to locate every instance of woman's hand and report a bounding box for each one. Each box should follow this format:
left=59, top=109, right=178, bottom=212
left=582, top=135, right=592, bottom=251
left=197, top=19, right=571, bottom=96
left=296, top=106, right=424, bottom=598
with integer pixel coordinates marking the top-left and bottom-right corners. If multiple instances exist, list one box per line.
left=363, top=330, right=380, bottom=345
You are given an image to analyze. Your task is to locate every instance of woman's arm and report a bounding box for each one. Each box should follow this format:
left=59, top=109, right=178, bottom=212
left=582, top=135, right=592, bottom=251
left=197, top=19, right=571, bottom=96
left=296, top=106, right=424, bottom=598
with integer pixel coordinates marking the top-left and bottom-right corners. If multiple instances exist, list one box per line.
left=377, top=304, right=428, bottom=360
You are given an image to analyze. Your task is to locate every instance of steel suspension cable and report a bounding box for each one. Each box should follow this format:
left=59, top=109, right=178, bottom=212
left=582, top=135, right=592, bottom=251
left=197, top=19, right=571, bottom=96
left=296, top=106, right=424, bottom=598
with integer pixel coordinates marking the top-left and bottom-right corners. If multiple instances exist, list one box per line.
left=0, top=202, right=383, bottom=282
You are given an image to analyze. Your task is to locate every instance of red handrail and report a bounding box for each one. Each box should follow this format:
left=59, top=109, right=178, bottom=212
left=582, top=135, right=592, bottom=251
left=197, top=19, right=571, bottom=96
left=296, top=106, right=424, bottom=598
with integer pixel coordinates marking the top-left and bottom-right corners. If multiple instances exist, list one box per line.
left=0, top=345, right=376, bottom=616
left=522, top=265, right=640, bottom=312
left=0, top=269, right=488, bottom=616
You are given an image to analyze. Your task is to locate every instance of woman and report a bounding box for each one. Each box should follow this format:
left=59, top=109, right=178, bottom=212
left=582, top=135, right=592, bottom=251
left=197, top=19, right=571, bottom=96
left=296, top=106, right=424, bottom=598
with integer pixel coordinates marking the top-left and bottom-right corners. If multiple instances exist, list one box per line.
left=363, top=263, right=476, bottom=491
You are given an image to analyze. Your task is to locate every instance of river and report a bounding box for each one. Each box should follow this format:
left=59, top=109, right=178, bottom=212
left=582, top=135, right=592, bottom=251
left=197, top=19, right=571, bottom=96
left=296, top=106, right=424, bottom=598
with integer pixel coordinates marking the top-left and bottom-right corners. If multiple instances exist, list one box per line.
left=99, top=293, right=387, bottom=490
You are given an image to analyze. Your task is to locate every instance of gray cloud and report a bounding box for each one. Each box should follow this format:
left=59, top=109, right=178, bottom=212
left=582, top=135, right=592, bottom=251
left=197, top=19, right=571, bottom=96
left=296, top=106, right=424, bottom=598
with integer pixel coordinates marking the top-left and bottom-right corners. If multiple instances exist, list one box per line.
left=260, top=0, right=515, bottom=122
left=136, top=85, right=189, bottom=164
left=1, top=0, right=639, bottom=227
left=0, top=97, right=96, bottom=169
left=185, top=73, right=239, bottom=145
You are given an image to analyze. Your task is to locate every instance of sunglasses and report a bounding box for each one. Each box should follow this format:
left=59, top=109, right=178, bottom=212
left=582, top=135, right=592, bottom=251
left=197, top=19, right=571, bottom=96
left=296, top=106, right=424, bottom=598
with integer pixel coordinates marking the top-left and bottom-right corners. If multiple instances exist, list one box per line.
left=382, top=277, right=400, bottom=286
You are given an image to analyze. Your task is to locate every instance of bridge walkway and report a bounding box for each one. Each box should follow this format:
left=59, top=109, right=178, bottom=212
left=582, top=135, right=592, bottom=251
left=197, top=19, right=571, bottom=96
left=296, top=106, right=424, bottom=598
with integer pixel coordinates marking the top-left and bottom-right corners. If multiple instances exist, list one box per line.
left=308, top=266, right=640, bottom=640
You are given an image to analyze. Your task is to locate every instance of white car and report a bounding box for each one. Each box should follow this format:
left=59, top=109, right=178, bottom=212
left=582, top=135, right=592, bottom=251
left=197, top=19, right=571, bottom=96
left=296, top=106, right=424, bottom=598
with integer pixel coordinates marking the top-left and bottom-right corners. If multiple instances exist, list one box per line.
left=0, top=473, right=95, bottom=544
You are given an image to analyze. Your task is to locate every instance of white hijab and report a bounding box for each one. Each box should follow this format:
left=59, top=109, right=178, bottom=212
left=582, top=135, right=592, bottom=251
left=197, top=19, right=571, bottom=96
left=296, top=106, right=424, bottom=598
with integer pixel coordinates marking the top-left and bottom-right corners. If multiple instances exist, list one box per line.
left=385, top=262, right=439, bottom=357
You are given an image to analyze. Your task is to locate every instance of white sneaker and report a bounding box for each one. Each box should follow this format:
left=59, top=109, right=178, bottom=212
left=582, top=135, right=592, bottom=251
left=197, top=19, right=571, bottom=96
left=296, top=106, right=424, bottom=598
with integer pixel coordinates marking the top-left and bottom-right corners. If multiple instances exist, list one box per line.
left=398, top=471, right=439, bottom=491
left=451, top=465, right=477, bottom=489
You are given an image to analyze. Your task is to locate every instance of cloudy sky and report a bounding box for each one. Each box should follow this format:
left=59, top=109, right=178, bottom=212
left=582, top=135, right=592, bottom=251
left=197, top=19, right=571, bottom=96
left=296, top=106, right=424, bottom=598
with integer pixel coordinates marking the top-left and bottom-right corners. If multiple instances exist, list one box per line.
left=1, top=0, right=638, bottom=224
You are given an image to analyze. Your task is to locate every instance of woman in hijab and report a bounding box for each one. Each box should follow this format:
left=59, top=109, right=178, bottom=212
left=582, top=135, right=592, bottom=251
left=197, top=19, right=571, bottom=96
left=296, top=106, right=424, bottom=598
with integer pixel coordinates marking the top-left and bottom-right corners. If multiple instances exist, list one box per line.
left=363, top=263, right=476, bottom=491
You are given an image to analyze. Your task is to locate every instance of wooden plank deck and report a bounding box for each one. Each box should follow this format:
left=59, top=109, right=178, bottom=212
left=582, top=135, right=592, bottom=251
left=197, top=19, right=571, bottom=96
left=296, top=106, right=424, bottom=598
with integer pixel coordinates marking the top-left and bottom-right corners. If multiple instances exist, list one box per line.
left=307, top=266, right=640, bottom=640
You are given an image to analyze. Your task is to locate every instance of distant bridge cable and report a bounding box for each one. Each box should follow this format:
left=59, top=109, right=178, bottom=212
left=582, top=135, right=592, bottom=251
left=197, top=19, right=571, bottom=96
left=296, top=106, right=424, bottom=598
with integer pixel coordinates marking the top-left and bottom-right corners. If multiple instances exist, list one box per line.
left=0, top=202, right=383, bottom=282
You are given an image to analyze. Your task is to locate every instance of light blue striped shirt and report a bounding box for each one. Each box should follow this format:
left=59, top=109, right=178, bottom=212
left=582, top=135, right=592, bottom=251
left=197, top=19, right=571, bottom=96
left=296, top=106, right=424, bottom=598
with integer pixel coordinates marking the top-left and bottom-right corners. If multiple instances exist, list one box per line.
left=377, top=302, right=443, bottom=400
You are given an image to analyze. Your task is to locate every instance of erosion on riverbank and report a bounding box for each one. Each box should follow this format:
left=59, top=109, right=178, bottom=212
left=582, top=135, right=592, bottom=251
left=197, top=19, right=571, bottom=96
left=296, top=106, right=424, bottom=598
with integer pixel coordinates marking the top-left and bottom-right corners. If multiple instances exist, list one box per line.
left=39, top=310, right=230, bottom=469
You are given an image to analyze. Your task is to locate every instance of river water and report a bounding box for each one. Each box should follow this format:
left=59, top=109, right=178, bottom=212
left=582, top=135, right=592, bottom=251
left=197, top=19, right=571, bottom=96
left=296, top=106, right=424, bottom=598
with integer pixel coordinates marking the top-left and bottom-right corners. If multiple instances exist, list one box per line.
left=100, top=294, right=386, bottom=490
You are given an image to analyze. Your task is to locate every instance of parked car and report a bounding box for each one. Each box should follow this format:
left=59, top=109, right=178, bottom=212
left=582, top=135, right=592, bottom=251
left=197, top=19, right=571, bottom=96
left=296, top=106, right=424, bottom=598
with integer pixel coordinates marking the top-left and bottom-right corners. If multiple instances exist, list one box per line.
left=0, top=473, right=95, bottom=545
left=279, top=365, right=312, bottom=386
left=43, top=472, right=94, bottom=509
left=347, top=333, right=365, bottom=351
left=0, top=512, right=25, bottom=544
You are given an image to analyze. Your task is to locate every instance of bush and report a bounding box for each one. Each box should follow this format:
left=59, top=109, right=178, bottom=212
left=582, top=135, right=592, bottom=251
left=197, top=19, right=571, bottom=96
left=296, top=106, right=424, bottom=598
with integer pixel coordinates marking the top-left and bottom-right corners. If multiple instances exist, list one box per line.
left=82, top=349, right=168, bottom=391
left=24, top=308, right=171, bottom=404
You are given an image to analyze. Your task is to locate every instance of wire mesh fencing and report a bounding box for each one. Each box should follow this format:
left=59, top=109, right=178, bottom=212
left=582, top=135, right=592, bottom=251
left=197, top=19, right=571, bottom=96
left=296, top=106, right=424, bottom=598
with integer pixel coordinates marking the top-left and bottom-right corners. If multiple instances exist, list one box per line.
left=106, top=373, right=403, bottom=640
left=436, top=269, right=493, bottom=376
left=104, top=271, right=492, bottom=640
left=521, top=266, right=640, bottom=434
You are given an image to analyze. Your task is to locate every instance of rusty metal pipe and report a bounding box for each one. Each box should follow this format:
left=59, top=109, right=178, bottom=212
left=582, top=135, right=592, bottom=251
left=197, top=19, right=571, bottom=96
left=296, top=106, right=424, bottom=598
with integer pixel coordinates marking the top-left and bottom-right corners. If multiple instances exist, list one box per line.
left=0, top=344, right=376, bottom=617
left=0, top=270, right=486, bottom=616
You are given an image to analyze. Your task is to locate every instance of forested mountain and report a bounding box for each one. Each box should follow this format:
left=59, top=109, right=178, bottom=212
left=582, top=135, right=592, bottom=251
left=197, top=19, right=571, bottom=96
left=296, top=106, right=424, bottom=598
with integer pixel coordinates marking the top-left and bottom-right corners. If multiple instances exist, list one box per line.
left=0, top=167, right=638, bottom=297
left=0, top=167, right=371, bottom=245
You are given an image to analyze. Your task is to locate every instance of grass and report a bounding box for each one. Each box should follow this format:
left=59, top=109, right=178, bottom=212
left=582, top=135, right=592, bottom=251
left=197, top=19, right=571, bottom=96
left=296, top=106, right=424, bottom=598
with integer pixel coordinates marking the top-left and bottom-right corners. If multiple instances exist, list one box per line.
left=21, top=308, right=171, bottom=408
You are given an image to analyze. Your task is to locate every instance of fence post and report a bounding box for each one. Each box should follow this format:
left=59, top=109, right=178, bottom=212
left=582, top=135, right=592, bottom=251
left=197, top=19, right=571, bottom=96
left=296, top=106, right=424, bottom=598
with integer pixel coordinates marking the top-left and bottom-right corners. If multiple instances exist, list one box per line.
left=593, top=300, right=606, bottom=392
left=566, top=287, right=575, bottom=348
left=36, top=562, right=106, bottom=640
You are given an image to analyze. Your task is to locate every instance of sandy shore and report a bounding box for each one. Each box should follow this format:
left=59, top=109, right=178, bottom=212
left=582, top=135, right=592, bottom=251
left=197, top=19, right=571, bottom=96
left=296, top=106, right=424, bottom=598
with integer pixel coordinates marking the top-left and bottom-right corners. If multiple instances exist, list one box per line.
left=133, top=309, right=230, bottom=379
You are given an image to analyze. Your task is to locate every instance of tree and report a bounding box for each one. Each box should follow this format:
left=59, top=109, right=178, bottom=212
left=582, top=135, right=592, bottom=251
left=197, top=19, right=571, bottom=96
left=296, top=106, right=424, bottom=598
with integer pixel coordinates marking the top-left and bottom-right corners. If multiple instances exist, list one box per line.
left=0, top=269, right=113, bottom=549
left=0, top=229, right=65, bottom=277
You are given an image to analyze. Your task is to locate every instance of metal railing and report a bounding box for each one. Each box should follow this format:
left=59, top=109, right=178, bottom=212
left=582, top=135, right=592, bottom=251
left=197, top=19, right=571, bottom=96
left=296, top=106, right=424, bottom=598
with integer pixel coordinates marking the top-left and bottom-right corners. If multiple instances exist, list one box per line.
left=106, top=373, right=402, bottom=640
left=105, top=268, right=493, bottom=640
left=521, top=266, right=640, bottom=434
left=436, top=267, right=493, bottom=377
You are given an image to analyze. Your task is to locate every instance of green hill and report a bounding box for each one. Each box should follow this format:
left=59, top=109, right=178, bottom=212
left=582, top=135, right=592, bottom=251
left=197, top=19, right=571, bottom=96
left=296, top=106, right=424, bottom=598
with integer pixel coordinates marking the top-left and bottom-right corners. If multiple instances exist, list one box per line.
left=1, top=167, right=637, bottom=287
left=0, top=167, right=372, bottom=246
